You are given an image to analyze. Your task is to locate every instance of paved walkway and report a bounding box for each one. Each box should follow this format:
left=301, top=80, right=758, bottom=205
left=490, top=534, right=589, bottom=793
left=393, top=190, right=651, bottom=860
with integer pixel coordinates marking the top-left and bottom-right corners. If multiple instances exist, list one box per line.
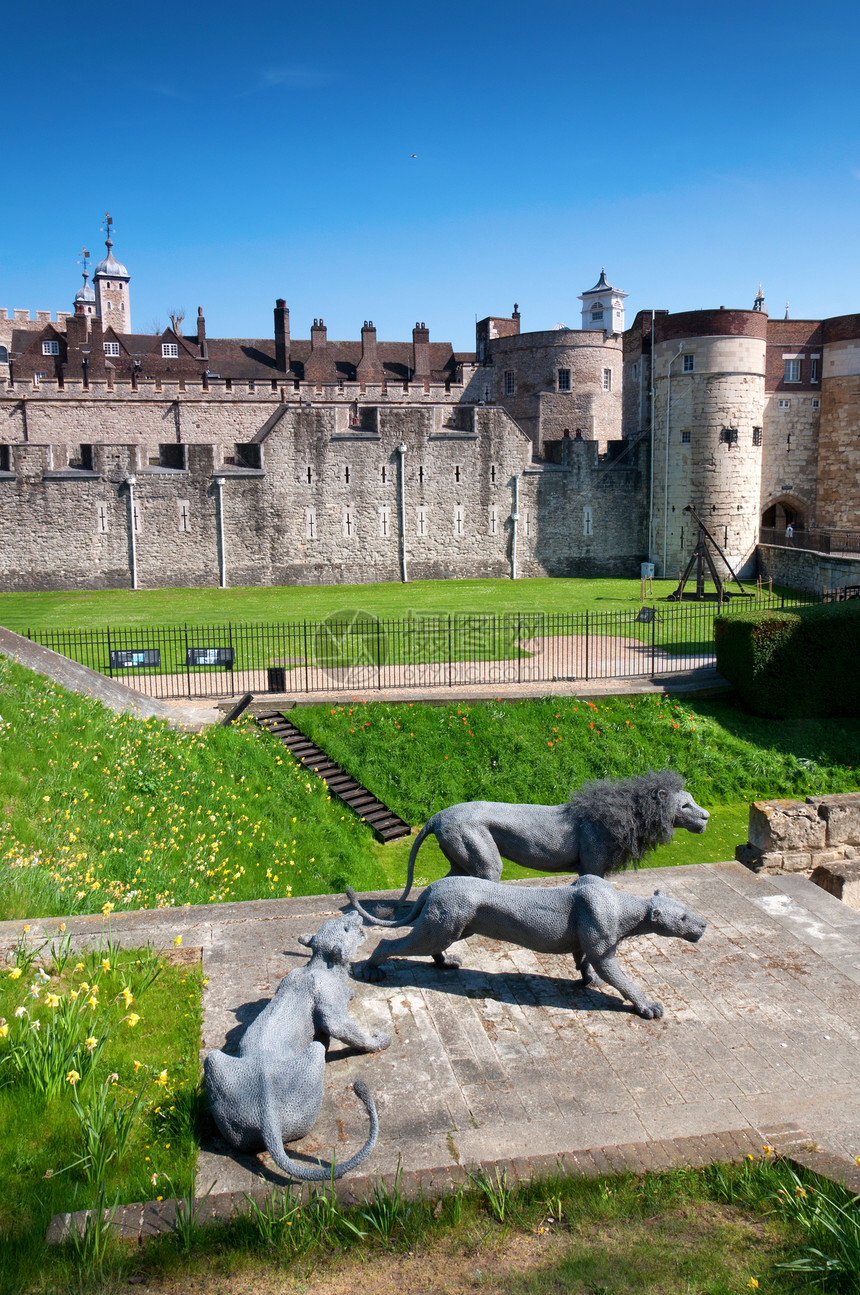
left=9, top=861, right=860, bottom=1220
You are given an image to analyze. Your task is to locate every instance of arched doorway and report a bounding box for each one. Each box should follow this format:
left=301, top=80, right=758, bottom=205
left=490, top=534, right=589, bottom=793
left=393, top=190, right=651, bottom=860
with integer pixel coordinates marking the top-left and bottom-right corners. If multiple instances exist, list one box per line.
left=762, top=498, right=806, bottom=532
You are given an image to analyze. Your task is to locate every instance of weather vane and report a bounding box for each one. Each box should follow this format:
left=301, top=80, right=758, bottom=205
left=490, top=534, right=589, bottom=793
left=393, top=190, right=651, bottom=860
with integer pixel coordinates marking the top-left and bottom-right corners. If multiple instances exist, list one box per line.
left=100, top=212, right=114, bottom=246
left=77, top=246, right=90, bottom=274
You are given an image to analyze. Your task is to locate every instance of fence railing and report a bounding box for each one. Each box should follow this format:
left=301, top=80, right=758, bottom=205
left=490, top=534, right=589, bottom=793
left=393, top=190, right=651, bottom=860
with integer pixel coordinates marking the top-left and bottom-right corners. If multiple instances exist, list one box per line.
left=760, top=527, right=860, bottom=556
left=21, top=591, right=818, bottom=700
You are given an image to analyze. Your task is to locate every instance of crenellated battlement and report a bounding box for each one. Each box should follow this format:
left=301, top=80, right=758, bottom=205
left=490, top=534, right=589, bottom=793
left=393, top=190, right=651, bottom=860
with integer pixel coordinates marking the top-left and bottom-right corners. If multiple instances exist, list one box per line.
left=0, top=308, right=70, bottom=328
left=1, top=377, right=467, bottom=403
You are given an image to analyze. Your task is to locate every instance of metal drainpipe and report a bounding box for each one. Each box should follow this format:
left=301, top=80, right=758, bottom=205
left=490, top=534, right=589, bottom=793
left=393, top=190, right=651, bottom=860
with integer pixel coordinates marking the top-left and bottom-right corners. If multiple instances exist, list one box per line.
left=125, top=475, right=138, bottom=590
left=648, top=309, right=656, bottom=561
left=214, top=476, right=227, bottom=589
left=662, top=343, right=685, bottom=576
left=510, top=474, right=520, bottom=580
left=396, top=444, right=408, bottom=582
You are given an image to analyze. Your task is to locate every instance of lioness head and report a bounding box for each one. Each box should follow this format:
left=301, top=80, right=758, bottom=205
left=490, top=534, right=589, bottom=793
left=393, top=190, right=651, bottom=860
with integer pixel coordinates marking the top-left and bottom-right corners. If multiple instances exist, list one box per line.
left=648, top=889, right=707, bottom=943
left=670, top=790, right=710, bottom=835
left=297, top=910, right=366, bottom=963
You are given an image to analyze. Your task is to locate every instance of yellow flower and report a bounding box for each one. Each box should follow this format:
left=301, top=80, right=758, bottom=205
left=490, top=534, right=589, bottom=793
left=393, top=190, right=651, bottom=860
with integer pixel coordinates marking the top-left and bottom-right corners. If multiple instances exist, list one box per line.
left=121, top=987, right=134, bottom=1007
left=101, top=959, right=111, bottom=972
left=173, top=935, right=182, bottom=948
left=748, top=1280, right=759, bottom=1290
left=0, top=1022, right=8, bottom=1039
left=133, top=1060, right=142, bottom=1071
left=66, top=1070, right=81, bottom=1086
left=45, top=994, right=60, bottom=1008
left=126, top=1013, right=140, bottom=1028
left=69, top=989, right=80, bottom=1001
left=86, top=994, right=99, bottom=1010
left=155, top=1069, right=168, bottom=1086
left=58, top=923, right=66, bottom=933
left=8, top=968, right=22, bottom=980
left=762, top=1144, right=774, bottom=1156
left=85, top=1036, right=98, bottom=1052
left=74, top=962, right=85, bottom=973
left=101, top=902, right=114, bottom=916
left=79, top=982, right=90, bottom=992
left=23, top=925, right=31, bottom=932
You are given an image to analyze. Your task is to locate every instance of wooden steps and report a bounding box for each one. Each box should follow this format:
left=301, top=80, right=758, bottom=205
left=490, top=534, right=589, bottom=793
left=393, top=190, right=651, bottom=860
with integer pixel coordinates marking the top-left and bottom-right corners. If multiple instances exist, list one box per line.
left=254, top=710, right=412, bottom=843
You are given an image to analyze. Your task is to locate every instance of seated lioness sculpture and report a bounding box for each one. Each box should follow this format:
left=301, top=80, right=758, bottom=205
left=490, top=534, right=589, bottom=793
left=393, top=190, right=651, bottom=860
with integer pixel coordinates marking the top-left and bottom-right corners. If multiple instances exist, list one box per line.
left=204, top=911, right=390, bottom=1181
left=348, top=874, right=706, bottom=1019
left=390, top=771, right=709, bottom=910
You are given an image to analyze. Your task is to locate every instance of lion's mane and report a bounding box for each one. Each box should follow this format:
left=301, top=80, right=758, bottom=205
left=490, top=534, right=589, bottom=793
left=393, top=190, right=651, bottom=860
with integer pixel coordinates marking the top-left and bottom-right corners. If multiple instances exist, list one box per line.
left=568, top=769, right=685, bottom=872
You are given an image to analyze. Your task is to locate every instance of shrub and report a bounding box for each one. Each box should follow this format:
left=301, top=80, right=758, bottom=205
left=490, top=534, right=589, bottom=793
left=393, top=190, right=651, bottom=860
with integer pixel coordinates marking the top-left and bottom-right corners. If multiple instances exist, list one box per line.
left=714, top=602, right=860, bottom=717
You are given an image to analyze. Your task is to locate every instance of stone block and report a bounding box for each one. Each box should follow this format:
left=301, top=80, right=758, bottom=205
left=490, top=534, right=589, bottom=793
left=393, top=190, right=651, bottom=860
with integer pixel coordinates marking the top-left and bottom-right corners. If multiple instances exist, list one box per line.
left=807, top=794, right=860, bottom=846
left=810, top=861, right=860, bottom=910
left=781, top=851, right=813, bottom=873
left=735, top=842, right=762, bottom=871
left=749, top=800, right=826, bottom=852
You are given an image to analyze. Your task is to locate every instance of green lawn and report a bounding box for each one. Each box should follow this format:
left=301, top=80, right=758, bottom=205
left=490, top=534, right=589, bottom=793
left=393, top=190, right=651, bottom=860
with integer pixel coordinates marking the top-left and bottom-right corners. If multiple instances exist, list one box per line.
left=0, top=575, right=786, bottom=632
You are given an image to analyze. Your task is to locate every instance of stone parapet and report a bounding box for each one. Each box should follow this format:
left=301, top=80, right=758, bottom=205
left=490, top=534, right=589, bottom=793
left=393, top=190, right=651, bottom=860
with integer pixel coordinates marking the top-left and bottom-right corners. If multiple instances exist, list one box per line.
left=737, top=795, right=859, bottom=885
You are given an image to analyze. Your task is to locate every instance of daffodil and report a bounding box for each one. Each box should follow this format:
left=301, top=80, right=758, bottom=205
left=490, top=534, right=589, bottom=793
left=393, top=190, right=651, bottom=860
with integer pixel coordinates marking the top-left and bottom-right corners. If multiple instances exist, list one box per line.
left=173, top=935, right=182, bottom=947
left=155, top=1069, right=168, bottom=1086
left=101, top=902, right=114, bottom=916
left=45, top=994, right=60, bottom=1008
left=101, top=959, right=111, bottom=973
left=86, top=994, right=99, bottom=1010
left=66, top=1070, right=81, bottom=1086
left=126, top=1013, right=140, bottom=1028
left=14, top=1006, right=27, bottom=1019
left=121, top=987, right=134, bottom=1007
left=0, top=1022, right=8, bottom=1039
left=133, top=1059, right=142, bottom=1071
left=85, top=1036, right=98, bottom=1053
left=8, top=968, right=22, bottom=980
left=74, top=962, right=85, bottom=973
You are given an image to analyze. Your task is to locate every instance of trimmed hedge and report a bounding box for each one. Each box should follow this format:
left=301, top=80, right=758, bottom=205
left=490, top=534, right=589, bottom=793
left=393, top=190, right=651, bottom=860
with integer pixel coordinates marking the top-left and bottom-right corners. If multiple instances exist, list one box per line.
left=714, top=602, right=860, bottom=717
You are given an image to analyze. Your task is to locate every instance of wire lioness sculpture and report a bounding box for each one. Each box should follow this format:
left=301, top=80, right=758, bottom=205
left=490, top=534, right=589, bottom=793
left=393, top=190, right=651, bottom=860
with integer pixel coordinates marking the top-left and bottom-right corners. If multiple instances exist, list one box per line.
left=348, top=873, right=707, bottom=1019
left=204, top=911, right=390, bottom=1181
left=390, top=770, right=709, bottom=909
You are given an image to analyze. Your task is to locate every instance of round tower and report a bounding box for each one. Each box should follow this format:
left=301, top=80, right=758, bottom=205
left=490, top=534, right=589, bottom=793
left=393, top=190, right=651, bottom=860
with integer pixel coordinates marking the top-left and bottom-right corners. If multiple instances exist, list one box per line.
left=817, top=313, right=860, bottom=532
left=650, top=309, right=767, bottom=579
left=93, top=212, right=131, bottom=333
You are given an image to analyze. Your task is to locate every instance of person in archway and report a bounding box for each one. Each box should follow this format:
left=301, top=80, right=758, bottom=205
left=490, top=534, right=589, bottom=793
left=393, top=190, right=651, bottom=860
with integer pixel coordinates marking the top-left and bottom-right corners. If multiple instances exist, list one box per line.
left=785, top=522, right=794, bottom=544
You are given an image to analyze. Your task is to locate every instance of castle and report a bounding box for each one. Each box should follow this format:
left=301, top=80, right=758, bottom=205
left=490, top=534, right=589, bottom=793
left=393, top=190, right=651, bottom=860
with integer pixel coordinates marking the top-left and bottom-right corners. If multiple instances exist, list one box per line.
left=1, top=219, right=857, bottom=595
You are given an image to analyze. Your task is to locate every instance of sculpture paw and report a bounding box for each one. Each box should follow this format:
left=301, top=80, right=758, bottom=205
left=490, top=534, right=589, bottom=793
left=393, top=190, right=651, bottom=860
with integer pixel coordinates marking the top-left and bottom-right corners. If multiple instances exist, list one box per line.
left=359, top=962, right=387, bottom=983
left=371, top=1031, right=391, bottom=1051
left=637, top=1000, right=664, bottom=1020
left=433, top=953, right=462, bottom=970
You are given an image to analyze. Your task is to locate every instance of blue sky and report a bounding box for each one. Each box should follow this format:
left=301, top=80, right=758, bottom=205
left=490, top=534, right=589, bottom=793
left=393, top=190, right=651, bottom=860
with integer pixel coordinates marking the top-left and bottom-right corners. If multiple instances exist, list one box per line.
left=3, top=0, right=859, bottom=349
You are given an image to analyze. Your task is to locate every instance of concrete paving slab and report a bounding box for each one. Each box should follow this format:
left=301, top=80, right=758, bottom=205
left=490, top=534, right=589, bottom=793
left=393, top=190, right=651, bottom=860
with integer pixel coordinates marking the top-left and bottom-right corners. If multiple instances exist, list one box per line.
left=8, top=861, right=860, bottom=1209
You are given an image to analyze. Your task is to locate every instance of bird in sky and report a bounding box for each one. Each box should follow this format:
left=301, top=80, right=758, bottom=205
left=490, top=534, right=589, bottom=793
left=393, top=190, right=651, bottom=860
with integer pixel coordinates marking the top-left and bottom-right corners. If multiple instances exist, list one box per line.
left=410, top=153, right=417, bottom=158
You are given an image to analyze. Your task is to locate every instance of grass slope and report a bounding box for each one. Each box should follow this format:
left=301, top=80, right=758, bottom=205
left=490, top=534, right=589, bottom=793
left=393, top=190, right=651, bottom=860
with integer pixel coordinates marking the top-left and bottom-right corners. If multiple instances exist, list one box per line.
left=0, top=657, right=385, bottom=920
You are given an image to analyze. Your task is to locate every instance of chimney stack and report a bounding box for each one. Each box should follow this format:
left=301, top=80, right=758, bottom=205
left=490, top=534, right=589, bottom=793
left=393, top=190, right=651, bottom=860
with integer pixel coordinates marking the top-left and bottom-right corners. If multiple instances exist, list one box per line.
left=356, top=320, right=382, bottom=384
left=197, top=306, right=208, bottom=359
left=412, top=321, right=430, bottom=385
left=274, top=298, right=290, bottom=371
left=304, top=318, right=328, bottom=382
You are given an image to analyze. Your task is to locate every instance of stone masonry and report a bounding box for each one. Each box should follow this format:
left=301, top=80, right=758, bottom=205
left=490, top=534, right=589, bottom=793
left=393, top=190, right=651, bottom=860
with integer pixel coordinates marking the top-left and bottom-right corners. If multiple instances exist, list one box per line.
left=736, top=794, right=860, bottom=907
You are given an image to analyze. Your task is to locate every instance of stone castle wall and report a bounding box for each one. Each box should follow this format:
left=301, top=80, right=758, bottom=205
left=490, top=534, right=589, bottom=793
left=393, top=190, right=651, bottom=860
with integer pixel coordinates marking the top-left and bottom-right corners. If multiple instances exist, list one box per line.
left=0, top=403, right=649, bottom=591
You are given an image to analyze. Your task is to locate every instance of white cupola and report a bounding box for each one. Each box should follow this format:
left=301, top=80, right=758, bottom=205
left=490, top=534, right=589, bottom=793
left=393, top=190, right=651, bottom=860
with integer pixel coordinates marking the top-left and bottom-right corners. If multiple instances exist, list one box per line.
left=578, top=268, right=627, bottom=333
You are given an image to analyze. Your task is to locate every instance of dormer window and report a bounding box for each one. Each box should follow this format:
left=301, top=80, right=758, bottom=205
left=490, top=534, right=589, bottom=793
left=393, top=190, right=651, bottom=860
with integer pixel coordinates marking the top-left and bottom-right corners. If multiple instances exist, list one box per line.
left=162, top=343, right=179, bottom=358
left=104, top=342, right=120, bottom=357
left=42, top=340, right=59, bottom=355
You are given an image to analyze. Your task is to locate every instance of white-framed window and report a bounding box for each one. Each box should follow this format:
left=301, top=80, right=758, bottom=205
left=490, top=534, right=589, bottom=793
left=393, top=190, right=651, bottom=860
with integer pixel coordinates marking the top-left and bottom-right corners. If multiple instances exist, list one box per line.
left=784, top=359, right=801, bottom=382
left=177, top=500, right=191, bottom=533
left=682, top=354, right=695, bottom=373
left=583, top=506, right=593, bottom=537
left=778, top=398, right=791, bottom=410
left=504, top=370, right=515, bottom=396
left=680, top=429, right=691, bottom=444
left=812, top=398, right=820, bottom=410
left=602, top=368, right=612, bottom=391
left=161, top=343, right=179, bottom=358
left=416, top=506, right=427, bottom=536
left=42, top=340, right=59, bottom=355
left=104, top=342, right=120, bottom=357
left=591, top=311, right=604, bottom=324
left=305, top=508, right=317, bottom=539
left=811, top=359, right=820, bottom=382
left=557, top=368, right=571, bottom=392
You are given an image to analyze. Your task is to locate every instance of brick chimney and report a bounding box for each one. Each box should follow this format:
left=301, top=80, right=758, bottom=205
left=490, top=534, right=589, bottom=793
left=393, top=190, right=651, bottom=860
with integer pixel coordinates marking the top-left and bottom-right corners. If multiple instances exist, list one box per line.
left=304, top=318, right=328, bottom=382
left=412, top=321, right=430, bottom=384
left=274, top=299, right=290, bottom=371
left=356, top=320, right=383, bottom=384
left=197, top=306, right=208, bottom=360
left=88, top=317, right=107, bottom=381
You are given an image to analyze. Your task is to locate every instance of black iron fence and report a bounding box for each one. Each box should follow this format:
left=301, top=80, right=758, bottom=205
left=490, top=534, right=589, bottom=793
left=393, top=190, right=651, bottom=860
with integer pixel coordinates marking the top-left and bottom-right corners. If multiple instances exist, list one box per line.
left=22, top=592, right=818, bottom=700
left=760, top=526, right=860, bottom=556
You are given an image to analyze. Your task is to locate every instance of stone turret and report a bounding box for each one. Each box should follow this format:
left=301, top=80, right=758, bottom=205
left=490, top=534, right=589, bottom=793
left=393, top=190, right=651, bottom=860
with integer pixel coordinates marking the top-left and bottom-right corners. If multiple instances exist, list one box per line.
left=93, top=213, right=131, bottom=333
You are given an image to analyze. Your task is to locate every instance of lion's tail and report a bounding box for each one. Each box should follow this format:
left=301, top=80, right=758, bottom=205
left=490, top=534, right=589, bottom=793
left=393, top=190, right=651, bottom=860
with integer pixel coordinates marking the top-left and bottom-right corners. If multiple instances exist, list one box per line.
left=346, top=886, right=428, bottom=928
left=262, top=1079, right=379, bottom=1182
left=395, top=816, right=437, bottom=906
